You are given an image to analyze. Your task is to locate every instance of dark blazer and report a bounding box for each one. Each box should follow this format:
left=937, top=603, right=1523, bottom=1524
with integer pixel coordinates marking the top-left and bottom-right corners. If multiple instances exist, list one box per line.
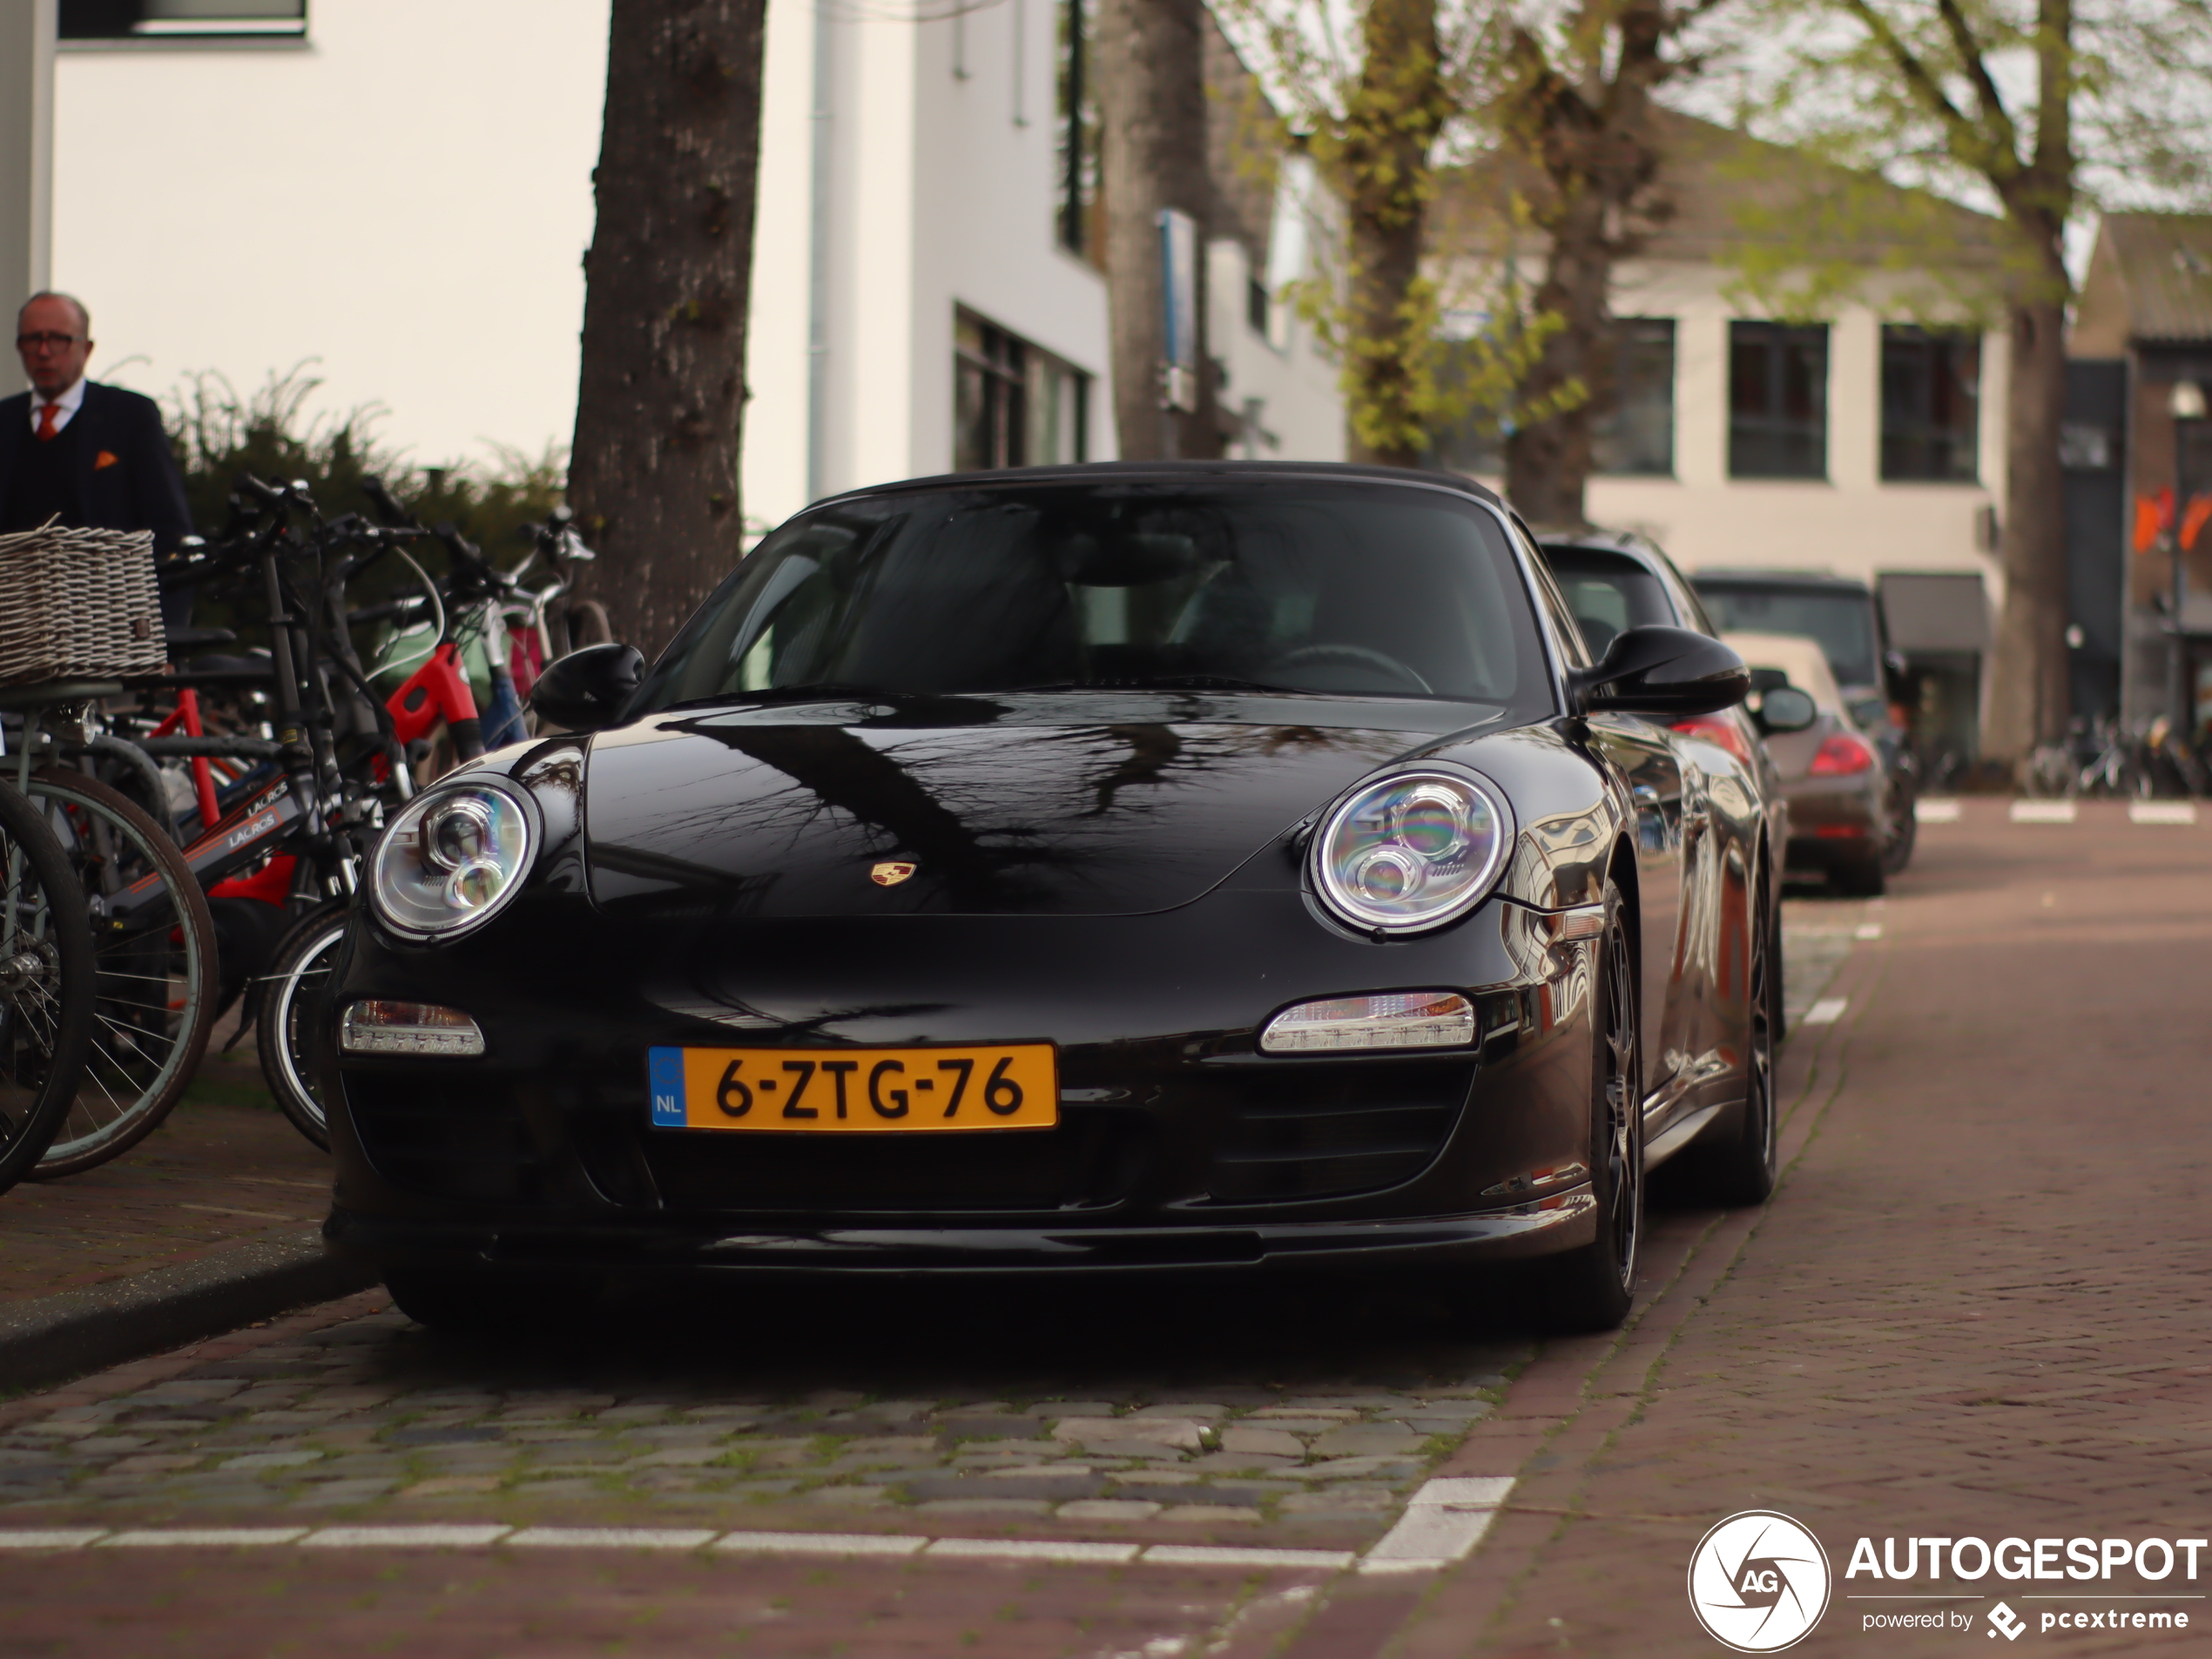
left=0, top=381, right=194, bottom=553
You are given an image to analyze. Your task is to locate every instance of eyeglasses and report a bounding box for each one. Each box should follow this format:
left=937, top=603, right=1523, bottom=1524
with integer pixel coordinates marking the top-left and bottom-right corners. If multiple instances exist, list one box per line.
left=15, top=334, right=83, bottom=352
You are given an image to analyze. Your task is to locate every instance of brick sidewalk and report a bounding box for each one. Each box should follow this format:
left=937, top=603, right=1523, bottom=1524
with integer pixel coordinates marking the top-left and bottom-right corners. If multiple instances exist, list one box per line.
left=0, top=1082, right=329, bottom=1309
left=1386, top=802, right=2212, bottom=1655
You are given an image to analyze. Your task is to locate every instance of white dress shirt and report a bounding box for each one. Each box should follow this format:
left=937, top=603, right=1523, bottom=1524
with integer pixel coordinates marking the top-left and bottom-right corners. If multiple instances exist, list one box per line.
left=29, top=377, right=87, bottom=436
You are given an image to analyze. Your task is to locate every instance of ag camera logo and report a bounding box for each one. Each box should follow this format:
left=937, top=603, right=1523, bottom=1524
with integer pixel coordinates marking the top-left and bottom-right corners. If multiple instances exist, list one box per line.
left=1688, top=1511, right=1831, bottom=1651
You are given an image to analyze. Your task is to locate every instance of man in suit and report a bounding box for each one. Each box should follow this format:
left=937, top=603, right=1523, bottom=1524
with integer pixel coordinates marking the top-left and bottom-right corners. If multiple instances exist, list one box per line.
left=3, top=293, right=195, bottom=623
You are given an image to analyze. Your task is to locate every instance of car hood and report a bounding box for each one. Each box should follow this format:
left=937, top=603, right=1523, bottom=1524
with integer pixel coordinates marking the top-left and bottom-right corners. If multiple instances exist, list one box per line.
left=581, top=692, right=1498, bottom=917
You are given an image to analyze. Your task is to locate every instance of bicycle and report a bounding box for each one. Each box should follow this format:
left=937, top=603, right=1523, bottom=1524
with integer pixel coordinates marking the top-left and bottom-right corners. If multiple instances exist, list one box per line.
left=1, top=685, right=221, bottom=1177
left=0, top=776, right=97, bottom=1197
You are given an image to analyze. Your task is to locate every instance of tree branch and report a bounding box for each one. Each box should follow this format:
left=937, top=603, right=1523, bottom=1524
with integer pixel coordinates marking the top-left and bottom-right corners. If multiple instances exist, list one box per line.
left=1933, top=0, right=2020, bottom=166
left=1832, top=0, right=1982, bottom=163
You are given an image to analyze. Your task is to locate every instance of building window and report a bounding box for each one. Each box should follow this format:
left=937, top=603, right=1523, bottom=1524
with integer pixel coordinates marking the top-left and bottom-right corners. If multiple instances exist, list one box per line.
left=1247, top=277, right=1271, bottom=338
left=1055, top=0, right=1100, bottom=260
left=954, top=309, right=1089, bottom=471
left=1881, top=326, right=1979, bottom=482
left=1730, top=320, right=1829, bottom=479
left=1593, top=318, right=1675, bottom=476
left=60, top=0, right=306, bottom=37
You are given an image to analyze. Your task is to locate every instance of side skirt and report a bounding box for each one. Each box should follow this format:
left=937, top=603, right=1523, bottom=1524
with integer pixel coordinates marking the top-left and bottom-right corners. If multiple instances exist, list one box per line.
left=1643, top=1100, right=1727, bottom=1170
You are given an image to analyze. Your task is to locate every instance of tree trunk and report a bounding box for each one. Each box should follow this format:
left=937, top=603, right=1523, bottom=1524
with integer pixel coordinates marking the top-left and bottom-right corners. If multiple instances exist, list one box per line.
left=1980, top=0, right=2073, bottom=763
left=1336, top=0, right=1443, bottom=469
left=1982, top=286, right=2072, bottom=759
left=1504, top=189, right=1609, bottom=527
left=1497, top=0, right=1669, bottom=527
left=569, top=0, right=769, bottom=658
left=1096, top=0, right=1220, bottom=460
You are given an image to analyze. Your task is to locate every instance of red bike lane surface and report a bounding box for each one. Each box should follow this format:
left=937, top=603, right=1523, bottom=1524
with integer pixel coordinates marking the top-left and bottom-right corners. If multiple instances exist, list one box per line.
left=0, top=1548, right=1312, bottom=1659
left=1387, top=806, right=2212, bottom=1656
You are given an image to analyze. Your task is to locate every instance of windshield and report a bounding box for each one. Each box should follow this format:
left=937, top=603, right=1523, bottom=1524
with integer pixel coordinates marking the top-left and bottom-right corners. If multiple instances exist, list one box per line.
left=632, top=481, right=1550, bottom=714
left=1691, top=582, right=1878, bottom=688
left=1541, top=546, right=1676, bottom=658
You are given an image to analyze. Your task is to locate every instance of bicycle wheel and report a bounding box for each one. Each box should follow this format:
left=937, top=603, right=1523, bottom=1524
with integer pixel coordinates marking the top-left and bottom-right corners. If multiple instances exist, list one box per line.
left=255, top=899, right=350, bottom=1151
left=24, top=769, right=219, bottom=1177
left=0, top=780, right=97, bottom=1195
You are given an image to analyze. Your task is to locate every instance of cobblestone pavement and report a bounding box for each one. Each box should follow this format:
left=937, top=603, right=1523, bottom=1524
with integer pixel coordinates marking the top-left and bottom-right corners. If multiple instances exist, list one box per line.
left=0, top=806, right=2195, bottom=1655
left=0, top=1276, right=1524, bottom=1543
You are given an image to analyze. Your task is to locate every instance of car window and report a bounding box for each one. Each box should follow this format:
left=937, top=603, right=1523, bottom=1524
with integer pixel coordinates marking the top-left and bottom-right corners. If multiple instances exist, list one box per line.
left=1653, top=550, right=1723, bottom=637
left=1507, top=517, right=1589, bottom=671
left=1692, top=581, right=1878, bottom=688
left=633, top=482, right=1554, bottom=715
left=1540, top=545, right=1676, bottom=659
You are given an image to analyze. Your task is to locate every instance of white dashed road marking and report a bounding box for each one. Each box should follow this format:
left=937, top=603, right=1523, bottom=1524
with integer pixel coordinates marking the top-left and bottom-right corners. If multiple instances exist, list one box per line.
left=0, top=1516, right=1478, bottom=1574
left=1358, top=1477, right=1517, bottom=1574
left=2010, top=800, right=2077, bottom=823
left=2129, top=801, right=2197, bottom=825
left=1801, top=997, right=1849, bottom=1027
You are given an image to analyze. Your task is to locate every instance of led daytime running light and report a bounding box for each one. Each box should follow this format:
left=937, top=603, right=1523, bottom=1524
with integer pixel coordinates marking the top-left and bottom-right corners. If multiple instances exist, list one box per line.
left=1260, top=991, right=1476, bottom=1053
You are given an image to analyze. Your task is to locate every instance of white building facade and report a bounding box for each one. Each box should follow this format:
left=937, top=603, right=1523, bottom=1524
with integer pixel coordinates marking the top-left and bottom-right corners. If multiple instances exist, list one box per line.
left=44, top=0, right=1341, bottom=533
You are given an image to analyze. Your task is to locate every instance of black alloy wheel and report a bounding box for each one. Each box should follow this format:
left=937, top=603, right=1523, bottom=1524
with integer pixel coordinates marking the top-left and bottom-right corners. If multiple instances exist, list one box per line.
left=1529, top=882, right=1643, bottom=1332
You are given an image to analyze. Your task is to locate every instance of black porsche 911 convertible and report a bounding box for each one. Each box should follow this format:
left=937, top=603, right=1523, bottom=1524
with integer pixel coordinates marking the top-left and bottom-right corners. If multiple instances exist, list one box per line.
left=324, top=462, right=1791, bottom=1332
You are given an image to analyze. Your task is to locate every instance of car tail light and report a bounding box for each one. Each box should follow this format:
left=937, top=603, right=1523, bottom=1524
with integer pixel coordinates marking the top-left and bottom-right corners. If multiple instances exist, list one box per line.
left=1669, top=715, right=1751, bottom=765
left=1809, top=733, right=1876, bottom=776
left=341, top=1001, right=486, bottom=1057
left=1259, top=992, right=1475, bottom=1054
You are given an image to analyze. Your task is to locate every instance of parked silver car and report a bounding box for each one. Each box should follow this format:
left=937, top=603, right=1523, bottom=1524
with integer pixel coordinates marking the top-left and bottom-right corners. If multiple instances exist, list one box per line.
left=1722, top=631, right=1893, bottom=896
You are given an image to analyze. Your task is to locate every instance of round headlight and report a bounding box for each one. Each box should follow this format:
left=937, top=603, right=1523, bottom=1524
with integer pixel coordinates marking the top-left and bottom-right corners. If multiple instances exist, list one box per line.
left=369, top=777, right=541, bottom=941
left=1312, top=767, right=1510, bottom=933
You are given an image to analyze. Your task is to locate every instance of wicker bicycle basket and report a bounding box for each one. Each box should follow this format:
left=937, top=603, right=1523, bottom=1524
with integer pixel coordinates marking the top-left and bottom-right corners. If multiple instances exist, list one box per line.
left=0, top=522, right=168, bottom=685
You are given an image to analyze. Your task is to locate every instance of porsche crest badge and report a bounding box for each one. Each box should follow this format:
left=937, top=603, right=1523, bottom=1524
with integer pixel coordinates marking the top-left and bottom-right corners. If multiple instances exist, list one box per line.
left=870, top=861, right=918, bottom=887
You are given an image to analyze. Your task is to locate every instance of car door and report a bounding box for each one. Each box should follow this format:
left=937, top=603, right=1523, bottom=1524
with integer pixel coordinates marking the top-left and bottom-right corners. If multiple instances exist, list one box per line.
left=1516, top=530, right=1688, bottom=1116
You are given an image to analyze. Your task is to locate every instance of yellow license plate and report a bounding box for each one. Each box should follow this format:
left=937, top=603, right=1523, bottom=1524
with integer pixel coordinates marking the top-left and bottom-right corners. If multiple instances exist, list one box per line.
left=648, top=1044, right=1058, bottom=1132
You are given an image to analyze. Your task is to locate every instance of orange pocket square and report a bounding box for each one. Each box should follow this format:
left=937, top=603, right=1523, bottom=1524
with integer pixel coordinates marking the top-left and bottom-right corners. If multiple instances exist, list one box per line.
left=93, top=450, right=120, bottom=471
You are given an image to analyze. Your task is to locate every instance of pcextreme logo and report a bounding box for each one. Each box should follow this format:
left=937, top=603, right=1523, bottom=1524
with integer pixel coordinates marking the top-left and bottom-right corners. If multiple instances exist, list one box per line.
left=1688, top=1511, right=1833, bottom=1652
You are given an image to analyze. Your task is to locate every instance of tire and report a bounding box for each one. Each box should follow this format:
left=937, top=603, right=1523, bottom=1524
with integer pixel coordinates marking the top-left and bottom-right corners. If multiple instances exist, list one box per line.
left=1683, top=864, right=1779, bottom=1207
left=0, top=780, right=98, bottom=1196
left=1527, top=883, right=1643, bottom=1332
left=255, top=900, right=351, bottom=1151
left=1879, top=789, right=1917, bottom=875
left=24, top=770, right=219, bottom=1177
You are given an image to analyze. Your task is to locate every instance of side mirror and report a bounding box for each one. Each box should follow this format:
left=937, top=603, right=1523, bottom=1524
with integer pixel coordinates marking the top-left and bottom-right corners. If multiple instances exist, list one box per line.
left=530, top=642, right=644, bottom=732
left=1752, top=685, right=1817, bottom=734
left=1569, top=625, right=1750, bottom=718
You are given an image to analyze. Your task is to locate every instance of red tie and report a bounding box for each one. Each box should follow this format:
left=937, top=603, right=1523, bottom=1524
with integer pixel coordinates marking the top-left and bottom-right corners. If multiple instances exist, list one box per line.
left=34, top=403, right=59, bottom=442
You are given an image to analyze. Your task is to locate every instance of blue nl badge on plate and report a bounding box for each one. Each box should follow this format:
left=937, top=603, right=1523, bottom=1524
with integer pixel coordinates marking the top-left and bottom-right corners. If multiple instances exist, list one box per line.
left=649, top=1047, right=687, bottom=1127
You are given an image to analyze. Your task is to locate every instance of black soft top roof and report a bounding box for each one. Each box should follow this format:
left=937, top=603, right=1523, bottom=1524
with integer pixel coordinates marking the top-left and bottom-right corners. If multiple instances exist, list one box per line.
left=812, top=460, right=1506, bottom=513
